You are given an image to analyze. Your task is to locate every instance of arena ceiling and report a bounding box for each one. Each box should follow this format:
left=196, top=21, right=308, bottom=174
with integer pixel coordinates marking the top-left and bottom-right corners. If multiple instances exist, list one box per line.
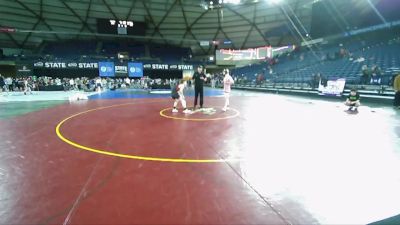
left=0, top=0, right=316, bottom=55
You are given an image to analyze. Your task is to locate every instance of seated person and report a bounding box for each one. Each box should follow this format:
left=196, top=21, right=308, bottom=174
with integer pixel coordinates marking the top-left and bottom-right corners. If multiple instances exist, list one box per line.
left=361, top=65, right=370, bottom=85
left=370, top=65, right=382, bottom=84
left=345, top=89, right=361, bottom=112
left=370, top=75, right=381, bottom=84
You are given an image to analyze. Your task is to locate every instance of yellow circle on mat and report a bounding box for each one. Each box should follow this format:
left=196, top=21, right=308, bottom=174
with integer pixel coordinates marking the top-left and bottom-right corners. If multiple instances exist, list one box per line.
left=159, top=107, right=240, bottom=121
left=56, top=102, right=241, bottom=163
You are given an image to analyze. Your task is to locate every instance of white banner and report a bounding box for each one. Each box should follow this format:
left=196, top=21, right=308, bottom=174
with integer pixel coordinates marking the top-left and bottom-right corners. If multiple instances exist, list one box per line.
left=115, top=65, right=128, bottom=73
left=318, top=78, right=346, bottom=96
left=143, top=64, right=193, bottom=70
left=34, top=61, right=98, bottom=69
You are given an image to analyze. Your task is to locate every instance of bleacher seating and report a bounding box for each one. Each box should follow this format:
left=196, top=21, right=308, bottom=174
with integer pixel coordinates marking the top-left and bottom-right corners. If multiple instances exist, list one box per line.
left=101, top=41, right=145, bottom=59
left=42, top=40, right=97, bottom=58
left=40, top=40, right=191, bottom=64
left=150, top=44, right=191, bottom=64
left=231, top=35, right=400, bottom=87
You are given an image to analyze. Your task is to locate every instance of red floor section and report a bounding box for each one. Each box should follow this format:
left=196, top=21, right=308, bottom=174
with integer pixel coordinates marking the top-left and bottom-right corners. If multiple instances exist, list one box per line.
left=59, top=100, right=239, bottom=160
left=0, top=98, right=298, bottom=225
left=4, top=96, right=398, bottom=224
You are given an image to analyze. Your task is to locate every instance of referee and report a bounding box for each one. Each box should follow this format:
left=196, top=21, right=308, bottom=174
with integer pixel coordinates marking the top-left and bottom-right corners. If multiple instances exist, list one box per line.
left=192, top=65, right=207, bottom=109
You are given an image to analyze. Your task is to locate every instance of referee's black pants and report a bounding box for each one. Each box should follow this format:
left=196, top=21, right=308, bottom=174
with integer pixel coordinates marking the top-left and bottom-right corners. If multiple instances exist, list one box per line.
left=194, top=86, right=204, bottom=108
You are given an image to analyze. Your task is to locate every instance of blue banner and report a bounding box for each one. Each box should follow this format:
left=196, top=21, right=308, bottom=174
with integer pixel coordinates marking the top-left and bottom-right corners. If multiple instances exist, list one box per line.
left=99, top=62, right=115, bottom=77
left=128, top=62, right=143, bottom=77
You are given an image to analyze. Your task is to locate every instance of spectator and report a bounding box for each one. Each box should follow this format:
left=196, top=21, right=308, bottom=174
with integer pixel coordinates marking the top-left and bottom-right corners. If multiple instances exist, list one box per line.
left=23, top=77, right=32, bottom=95
left=320, top=73, right=327, bottom=87
left=256, top=73, right=262, bottom=85
left=0, top=74, right=5, bottom=92
left=393, top=73, right=400, bottom=109
left=361, top=65, right=370, bottom=85
left=354, top=56, right=365, bottom=63
left=125, top=77, right=130, bottom=87
left=76, top=78, right=82, bottom=90
left=311, top=73, right=320, bottom=89
left=5, top=76, right=12, bottom=91
left=95, top=77, right=102, bottom=91
left=211, top=75, right=216, bottom=88
left=69, top=78, right=75, bottom=90
left=370, top=65, right=382, bottom=85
